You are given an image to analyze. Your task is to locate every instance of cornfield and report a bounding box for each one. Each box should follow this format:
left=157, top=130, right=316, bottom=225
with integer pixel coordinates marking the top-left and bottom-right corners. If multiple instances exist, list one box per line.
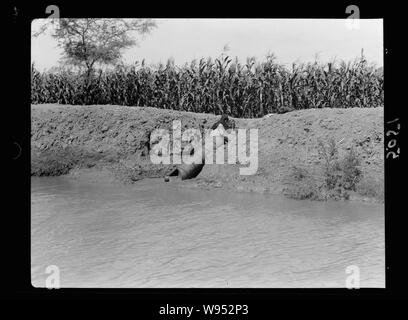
left=31, top=55, right=383, bottom=118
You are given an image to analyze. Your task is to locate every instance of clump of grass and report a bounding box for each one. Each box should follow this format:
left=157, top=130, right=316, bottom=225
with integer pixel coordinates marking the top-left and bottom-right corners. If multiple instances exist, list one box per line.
left=31, top=53, right=383, bottom=118
left=283, top=166, right=321, bottom=200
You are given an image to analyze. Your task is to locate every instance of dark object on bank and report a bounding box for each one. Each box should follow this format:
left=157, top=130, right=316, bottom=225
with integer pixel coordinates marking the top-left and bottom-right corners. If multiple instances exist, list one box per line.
left=165, top=115, right=232, bottom=181
left=211, top=114, right=235, bottom=130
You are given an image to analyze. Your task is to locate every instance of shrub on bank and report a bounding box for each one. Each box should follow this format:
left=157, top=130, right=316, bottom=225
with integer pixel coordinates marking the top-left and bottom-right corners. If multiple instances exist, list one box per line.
left=284, top=138, right=364, bottom=201
left=318, top=138, right=362, bottom=200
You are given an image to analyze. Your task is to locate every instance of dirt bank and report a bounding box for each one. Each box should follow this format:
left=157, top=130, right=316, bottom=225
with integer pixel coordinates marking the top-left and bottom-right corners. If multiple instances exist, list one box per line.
left=31, top=104, right=384, bottom=202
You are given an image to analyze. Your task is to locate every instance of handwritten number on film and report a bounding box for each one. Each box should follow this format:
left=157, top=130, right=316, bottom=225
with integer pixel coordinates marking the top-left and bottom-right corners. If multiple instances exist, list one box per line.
left=386, top=118, right=400, bottom=159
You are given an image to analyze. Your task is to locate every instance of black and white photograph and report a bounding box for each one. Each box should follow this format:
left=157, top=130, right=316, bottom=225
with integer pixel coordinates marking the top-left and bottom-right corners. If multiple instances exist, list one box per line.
left=29, top=16, right=386, bottom=289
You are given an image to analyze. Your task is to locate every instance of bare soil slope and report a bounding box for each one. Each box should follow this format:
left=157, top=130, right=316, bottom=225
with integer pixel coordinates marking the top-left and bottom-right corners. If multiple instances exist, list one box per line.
left=31, top=104, right=384, bottom=201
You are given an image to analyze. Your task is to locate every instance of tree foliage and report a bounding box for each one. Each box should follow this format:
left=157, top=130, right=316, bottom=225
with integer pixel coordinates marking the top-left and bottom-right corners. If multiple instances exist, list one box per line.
left=33, top=18, right=156, bottom=71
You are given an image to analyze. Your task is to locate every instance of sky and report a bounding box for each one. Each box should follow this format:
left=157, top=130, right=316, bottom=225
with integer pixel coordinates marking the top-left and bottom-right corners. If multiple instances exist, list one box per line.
left=31, top=19, right=383, bottom=71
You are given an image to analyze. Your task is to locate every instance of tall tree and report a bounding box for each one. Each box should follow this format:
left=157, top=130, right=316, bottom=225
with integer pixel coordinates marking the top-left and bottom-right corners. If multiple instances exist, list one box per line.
left=33, top=18, right=156, bottom=74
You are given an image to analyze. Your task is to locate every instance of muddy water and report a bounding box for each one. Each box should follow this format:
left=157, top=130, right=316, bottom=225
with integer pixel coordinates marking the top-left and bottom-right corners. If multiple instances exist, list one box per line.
left=31, top=177, right=384, bottom=288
